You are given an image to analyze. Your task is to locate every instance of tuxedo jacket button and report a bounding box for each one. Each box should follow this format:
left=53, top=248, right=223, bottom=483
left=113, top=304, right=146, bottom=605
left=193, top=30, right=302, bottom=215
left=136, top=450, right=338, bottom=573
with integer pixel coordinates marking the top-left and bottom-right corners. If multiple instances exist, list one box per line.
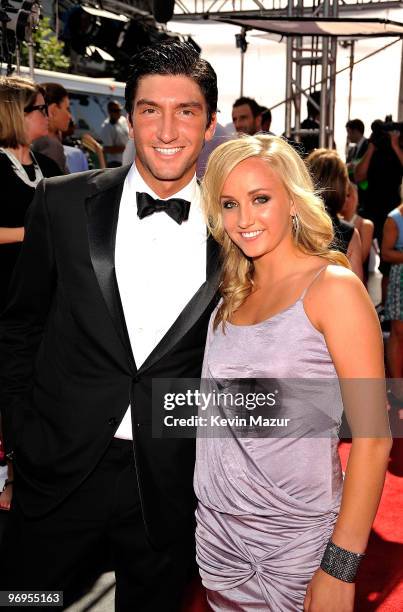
left=108, top=417, right=118, bottom=426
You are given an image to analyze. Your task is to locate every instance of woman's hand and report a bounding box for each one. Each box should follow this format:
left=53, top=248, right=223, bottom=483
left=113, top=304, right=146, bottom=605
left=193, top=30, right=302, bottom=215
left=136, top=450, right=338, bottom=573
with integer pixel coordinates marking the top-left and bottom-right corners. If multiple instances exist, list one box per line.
left=0, top=227, right=24, bottom=244
left=303, top=568, right=355, bottom=612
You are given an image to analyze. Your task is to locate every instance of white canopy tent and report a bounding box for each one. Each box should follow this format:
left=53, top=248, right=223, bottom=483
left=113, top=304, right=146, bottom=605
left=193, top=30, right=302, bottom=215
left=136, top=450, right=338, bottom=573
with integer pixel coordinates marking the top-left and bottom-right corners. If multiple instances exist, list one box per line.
left=214, top=16, right=403, bottom=37
left=205, top=14, right=403, bottom=145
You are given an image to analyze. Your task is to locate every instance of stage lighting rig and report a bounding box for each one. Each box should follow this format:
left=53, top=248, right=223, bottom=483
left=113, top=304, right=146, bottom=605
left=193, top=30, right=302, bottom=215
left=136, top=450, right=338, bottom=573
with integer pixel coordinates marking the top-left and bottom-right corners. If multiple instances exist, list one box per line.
left=1, top=0, right=39, bottom=42
left=0, top=0, right=39, bottom=71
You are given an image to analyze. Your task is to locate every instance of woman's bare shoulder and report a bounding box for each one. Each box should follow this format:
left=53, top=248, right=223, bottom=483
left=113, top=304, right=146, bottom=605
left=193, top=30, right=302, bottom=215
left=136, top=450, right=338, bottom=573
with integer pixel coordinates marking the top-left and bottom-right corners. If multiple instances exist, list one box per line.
left=304, top=264, right=374, bottom=332
left=314, top=264, right=365, bottom=299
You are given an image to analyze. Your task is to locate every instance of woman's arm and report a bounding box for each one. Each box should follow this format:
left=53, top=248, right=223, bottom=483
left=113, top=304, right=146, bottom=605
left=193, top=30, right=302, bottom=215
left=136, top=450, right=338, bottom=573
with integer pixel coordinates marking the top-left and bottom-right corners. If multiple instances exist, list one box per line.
left=358, top=218, right=374, bottom=263
left=381, top=217, right=403, bottom=263
left=319, top=269, right=391, bottom=549
left=346, top=228, right=364, bottom=281
left=0, top=227, right=24, bottom=244
left=354, top=143, right=375, bottom=183
left=303, top=267, right=392, bottom=612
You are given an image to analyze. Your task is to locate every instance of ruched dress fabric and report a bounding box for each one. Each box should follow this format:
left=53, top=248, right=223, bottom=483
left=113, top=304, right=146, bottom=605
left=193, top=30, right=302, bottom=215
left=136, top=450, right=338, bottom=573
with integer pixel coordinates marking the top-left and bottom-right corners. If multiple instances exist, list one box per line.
left=194, top=276, right=344, bottom=611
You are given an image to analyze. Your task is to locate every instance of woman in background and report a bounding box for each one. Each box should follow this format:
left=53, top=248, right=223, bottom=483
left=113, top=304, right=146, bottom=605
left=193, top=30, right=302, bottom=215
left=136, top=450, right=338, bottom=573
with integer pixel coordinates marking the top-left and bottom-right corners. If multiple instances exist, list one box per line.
left=306, top=149, right=364, bottom=281
left=0, top=76, right=61, bottom=311
left=195, top=135, right=391, bottom=611
left=342, top=181, right=374, bottom=264
left=0, top=76, right=61, bottom=511
left=382, top=202, right=403, bottom=388
left=342, top=180, right=374, bottom=285
left=32, top=81, right=72, bottom=174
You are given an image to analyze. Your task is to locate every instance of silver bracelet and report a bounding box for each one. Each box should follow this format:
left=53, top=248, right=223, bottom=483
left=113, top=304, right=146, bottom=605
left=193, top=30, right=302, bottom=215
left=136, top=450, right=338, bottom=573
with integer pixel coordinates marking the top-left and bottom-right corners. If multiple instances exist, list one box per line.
left=320, top=540, right=365, bottom=583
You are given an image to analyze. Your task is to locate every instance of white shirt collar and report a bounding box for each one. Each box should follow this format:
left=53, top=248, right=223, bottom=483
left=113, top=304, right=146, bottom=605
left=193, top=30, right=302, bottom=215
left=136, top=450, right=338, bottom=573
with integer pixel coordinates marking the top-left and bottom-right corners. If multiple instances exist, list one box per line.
left=356, top=136, right=366, bottom=149
left=127, top=161, right=198, bottom=203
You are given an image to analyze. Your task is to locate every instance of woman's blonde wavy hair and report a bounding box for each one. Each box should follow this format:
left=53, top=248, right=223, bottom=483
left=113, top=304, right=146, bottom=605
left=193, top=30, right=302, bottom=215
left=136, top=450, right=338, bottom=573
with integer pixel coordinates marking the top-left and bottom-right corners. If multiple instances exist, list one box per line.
left=201, top=134, right=350, bottom=329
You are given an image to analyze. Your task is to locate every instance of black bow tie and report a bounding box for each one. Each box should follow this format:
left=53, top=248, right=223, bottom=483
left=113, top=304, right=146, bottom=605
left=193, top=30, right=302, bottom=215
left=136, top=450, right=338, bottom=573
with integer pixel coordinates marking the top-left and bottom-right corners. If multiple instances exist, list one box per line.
left=136, top=192, right=191, bottom=225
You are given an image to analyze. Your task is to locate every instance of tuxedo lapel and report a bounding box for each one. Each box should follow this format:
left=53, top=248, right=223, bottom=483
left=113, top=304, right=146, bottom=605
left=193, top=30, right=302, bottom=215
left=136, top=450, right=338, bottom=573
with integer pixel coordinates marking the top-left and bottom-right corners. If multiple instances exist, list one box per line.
left=84, top=167, right=135, bottom=365
left=206, top=232, right=221, bottom=278
left=138, top=264, right=220, bottom=374
left=136, top=183, right=221, bottom=373
left=356, top=139, right=367, bottom=159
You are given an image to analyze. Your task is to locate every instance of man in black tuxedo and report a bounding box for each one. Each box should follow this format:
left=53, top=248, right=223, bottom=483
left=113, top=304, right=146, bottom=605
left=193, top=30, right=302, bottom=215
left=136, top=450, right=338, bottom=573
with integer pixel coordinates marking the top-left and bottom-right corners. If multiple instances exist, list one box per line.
left=0, top=41, right=219, bottom=610
left=345, top=118, right=369, bottom=214
left=346, top=118, right=368, bottom=164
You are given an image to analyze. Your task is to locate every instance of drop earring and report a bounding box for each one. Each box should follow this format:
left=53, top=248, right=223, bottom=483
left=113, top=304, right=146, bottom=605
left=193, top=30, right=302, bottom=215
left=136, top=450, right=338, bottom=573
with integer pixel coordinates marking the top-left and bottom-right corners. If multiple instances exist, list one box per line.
left=292, top=214, right=300, bottom=241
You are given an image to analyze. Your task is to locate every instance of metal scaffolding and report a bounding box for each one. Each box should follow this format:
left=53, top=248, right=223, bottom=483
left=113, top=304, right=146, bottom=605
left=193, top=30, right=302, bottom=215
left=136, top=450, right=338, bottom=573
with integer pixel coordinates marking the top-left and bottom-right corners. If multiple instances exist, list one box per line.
left=283, top=0, right=339, bottom=148
left=172, top=0, right=403, bottom=19
left=173, top=0, right=403, bottom=143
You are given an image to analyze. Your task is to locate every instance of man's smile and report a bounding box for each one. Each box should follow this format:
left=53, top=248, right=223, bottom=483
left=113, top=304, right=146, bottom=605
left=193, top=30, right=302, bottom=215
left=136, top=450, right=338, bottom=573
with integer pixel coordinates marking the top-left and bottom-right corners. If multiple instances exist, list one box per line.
left=153, top=146, right=185, bottom=156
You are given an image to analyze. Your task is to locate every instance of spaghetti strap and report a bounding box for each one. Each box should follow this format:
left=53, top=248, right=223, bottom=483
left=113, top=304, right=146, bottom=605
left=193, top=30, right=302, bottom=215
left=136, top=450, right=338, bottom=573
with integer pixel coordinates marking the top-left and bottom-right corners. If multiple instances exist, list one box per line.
left=300, top=265, right=328, bottom=301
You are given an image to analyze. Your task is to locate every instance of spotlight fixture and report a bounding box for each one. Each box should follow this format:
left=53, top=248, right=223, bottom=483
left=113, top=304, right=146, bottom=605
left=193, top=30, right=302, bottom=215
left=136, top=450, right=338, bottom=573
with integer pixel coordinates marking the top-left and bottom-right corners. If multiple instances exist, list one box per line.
left=1, top=0, right=39, bottom=42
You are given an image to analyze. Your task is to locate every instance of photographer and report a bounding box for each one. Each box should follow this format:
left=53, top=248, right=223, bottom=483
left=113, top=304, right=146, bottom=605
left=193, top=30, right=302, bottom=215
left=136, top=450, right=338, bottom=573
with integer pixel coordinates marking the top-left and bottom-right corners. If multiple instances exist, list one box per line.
left=354, top=120, right=403, bottom=243
left=354, top=120, right=403, bottom=300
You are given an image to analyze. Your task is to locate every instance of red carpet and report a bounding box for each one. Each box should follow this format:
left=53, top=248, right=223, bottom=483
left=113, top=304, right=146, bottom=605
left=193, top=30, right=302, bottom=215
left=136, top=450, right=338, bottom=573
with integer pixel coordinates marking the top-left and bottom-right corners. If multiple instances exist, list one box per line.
left=185, top=437, right=403, bottom=612
left=339, top=438, right=403, bottom=612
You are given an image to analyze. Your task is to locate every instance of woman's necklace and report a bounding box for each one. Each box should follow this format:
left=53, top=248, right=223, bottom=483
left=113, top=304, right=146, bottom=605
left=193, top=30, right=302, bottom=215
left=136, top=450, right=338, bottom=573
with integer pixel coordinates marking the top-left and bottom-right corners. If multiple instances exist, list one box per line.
left=0, top=147, right=43, bottom=188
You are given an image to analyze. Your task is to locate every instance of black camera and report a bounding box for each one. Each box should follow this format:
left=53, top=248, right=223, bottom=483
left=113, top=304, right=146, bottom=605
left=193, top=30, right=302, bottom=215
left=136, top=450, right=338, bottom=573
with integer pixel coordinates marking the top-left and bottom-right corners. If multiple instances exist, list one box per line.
left=370, top=118, right=403, bottom=149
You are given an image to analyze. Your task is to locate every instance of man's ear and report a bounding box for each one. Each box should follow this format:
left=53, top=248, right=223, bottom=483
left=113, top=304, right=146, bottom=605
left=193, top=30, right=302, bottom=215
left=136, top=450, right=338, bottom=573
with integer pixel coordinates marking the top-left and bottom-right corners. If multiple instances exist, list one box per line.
left=255, top=114, right=262, bottom=132
left=127, top=115, right=134, bottom=140
left=205, top=113, right=217, bottom=142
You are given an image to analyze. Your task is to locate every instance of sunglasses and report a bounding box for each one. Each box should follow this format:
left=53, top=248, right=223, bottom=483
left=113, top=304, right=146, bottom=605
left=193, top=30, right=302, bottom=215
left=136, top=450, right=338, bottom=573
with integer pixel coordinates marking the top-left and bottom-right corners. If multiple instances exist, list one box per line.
left=24, top=103, right=48, bottom=117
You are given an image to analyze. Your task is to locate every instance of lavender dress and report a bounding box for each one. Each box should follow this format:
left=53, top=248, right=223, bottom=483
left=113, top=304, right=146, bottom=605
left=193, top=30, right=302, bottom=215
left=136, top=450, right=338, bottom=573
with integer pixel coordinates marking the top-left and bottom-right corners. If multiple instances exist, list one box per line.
left=194, top=270, right=344, bottom=611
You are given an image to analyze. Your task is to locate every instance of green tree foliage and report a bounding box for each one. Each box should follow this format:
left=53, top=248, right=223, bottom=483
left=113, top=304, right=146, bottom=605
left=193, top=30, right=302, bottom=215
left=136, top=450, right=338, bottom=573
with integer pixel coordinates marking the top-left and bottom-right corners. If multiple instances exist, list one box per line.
left=21, top=17, right=70, bottom=71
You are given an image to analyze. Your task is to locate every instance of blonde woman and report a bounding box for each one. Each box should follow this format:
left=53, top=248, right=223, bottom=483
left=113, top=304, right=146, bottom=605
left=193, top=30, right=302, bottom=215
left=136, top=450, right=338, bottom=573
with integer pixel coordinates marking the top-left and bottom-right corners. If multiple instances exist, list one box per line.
left=0, top=76, right=60, bottom=513
left=0, top=76, right=61, bottom=310
left=195, top=135, right=391, bottom=611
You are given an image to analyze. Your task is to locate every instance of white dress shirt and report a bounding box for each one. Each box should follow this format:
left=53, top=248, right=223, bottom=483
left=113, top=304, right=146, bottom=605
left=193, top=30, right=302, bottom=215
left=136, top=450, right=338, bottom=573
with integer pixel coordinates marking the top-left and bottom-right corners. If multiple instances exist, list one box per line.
left=114, top=163, right=207, bottom=439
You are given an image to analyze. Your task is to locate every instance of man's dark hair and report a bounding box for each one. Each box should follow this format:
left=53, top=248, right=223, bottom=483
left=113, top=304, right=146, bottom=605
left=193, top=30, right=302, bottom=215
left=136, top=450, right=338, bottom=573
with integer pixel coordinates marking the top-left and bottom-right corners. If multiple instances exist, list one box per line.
left=345, top=118, right=365, bottom=135
left=42, top=82, right=68, bottom=106
left=107, top=100, right=121, bottom=112
left=261, top=109, right=272, bottom=125
left=125, top=40, right=217, bottom=127
left=232, top=96, right=261, bottom=118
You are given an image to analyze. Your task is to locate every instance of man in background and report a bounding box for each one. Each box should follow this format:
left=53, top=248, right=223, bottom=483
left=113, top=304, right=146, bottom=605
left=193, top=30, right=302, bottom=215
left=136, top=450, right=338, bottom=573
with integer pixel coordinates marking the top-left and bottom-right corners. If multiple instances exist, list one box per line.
left=300, top=90, right=321, bottom=155
left=345, top=118, right=369, bottom=211
left=346, top=118, right=368, bottom=163
left=100, top=100, right=129, bottom=167
left=260, top=107, right=274, bottom=134
left=355, top=121, right=403, bottom=245
left=355, top=120, right=403, bottom=303
left=232, top=96, right=262, bottom=135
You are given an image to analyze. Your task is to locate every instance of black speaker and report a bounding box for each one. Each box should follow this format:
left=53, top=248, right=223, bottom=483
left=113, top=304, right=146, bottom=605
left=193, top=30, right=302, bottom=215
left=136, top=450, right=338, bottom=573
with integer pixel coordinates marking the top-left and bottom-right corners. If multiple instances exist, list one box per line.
left=152, top=0, right=175, bottom=24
